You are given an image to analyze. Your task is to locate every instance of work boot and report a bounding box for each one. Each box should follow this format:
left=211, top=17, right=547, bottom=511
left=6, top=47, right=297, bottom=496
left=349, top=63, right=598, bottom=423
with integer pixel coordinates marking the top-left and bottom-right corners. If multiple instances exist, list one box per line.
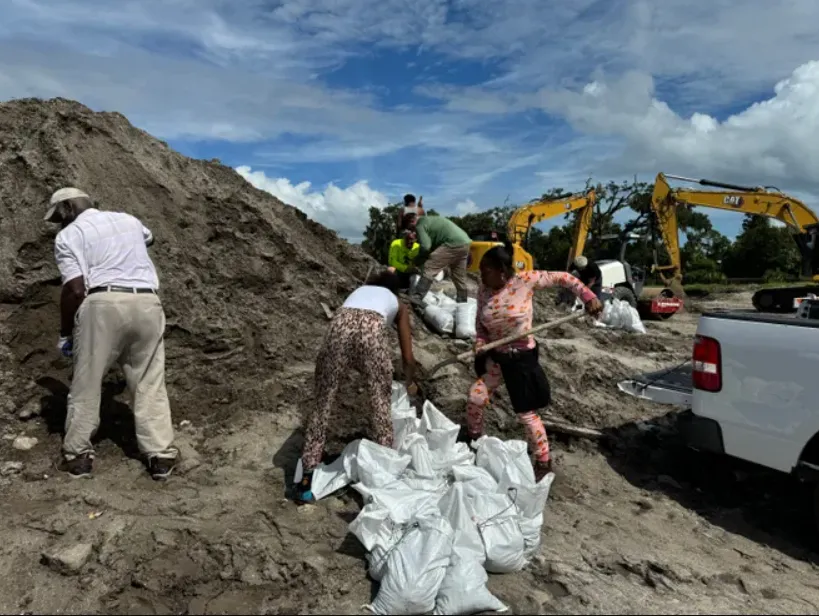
left=58, top=453, right=93, bottom=478
left=148, top=456, right=176, bottom=481
left=534, top=459, right=553, bottom=483
left=292, top=471, right=316, bottom=505
left=409, top=276, right=434, bottom=308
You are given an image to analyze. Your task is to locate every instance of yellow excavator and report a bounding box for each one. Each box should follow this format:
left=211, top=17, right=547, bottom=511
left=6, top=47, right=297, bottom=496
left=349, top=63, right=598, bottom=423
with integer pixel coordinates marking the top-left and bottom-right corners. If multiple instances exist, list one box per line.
left=467, top=189, right=597, bottom=273
left=467, top=189, right=683, bottom=318
left=651, top=172, right=819, bottom=312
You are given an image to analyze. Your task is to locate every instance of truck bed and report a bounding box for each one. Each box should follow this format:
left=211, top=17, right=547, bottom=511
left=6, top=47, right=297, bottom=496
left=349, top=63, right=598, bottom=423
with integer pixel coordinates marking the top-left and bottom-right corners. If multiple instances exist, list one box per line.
left=617, top=363, right=692, bottom=407
left=700, top=308, right=819, bottom=328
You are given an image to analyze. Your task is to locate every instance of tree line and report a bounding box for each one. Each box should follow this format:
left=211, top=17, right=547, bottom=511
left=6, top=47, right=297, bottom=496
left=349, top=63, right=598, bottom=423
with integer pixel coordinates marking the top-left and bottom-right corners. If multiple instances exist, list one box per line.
left=361, top=179, right=802, bottom=284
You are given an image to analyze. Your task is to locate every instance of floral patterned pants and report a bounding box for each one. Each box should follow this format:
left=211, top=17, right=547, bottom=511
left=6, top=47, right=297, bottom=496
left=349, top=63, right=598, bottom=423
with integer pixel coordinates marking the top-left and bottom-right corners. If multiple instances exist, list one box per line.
left=302, top=308, right=393, bottom=471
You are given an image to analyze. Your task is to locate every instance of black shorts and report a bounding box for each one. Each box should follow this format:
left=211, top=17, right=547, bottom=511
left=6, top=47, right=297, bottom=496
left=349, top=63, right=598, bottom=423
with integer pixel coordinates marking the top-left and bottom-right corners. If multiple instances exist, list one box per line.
left=474, top=343, right=551, bottom=413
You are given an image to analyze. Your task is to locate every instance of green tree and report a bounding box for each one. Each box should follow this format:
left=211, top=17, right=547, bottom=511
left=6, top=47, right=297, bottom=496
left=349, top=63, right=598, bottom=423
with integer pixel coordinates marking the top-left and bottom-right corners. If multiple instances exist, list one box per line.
left=723, top=215, right=801, bottom=279
left=361, top=203, right=402, bottom=264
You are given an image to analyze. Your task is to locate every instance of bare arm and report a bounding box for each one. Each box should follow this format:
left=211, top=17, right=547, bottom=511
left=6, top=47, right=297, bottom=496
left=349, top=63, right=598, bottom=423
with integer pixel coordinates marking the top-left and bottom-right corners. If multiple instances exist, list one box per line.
left=54, top=234, right=86, bottom=336
left=475, top=287, right=489, bottom=348
left=60, top=277, right=85, bottom=337
left=396, top=302, right=415, bottom=382
left=520, top=270, right=602, bottom=316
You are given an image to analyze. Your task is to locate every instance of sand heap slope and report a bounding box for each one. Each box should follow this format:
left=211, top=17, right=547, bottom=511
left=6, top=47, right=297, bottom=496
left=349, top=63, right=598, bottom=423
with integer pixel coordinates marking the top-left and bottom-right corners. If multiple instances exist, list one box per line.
left=0, top=97, right=372, bottom=421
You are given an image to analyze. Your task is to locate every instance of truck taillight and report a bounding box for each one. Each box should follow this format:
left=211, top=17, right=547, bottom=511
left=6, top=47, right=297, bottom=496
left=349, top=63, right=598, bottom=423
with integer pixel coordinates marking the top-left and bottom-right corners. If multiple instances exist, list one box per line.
left=693, top=335, right=721, bottom=392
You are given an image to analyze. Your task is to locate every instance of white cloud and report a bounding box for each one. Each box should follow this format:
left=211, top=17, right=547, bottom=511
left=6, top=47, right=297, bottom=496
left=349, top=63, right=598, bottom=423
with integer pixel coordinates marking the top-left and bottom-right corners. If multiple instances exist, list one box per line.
left=4, top=0, right=819, bottom=230
left=455, top=199, right=478, bottom=215
left=536, top=61, right=819, bottom=193
left=235, top=166, right=388, bottom=240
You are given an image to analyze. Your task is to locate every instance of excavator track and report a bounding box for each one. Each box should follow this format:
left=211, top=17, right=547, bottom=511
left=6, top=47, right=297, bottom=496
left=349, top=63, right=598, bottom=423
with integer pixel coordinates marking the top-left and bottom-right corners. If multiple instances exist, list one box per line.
left=752, top=285, right=819, bottom=313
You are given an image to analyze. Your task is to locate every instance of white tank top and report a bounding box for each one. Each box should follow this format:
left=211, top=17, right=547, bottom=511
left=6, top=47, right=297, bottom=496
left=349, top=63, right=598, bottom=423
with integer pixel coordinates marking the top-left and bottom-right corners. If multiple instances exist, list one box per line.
left=342, top=286, right=400, bottom=325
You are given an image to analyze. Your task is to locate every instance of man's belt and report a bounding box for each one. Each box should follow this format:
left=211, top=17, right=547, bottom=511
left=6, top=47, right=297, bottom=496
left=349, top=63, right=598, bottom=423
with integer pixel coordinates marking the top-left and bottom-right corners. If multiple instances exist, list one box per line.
left=87, top=286, right=157, bottom=295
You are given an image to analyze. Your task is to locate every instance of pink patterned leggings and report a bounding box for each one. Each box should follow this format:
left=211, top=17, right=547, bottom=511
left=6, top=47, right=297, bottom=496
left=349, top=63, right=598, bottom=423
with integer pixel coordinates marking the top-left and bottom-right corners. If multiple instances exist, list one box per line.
left=466, top=358, right=551, bottom=462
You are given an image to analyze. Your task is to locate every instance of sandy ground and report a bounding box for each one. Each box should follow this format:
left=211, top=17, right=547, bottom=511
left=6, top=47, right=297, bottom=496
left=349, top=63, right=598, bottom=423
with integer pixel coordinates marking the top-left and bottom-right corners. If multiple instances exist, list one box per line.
left=2, top=98, right=819, bottom=615
left=3, top=288, right=819, bottom=615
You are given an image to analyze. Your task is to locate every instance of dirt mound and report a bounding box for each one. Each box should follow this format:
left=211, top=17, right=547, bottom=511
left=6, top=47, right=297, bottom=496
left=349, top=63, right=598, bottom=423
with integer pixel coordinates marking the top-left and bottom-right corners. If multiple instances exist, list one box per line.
left=0, top=97, right=372, bottom=425
left=3, top=99, right=819, bottom=615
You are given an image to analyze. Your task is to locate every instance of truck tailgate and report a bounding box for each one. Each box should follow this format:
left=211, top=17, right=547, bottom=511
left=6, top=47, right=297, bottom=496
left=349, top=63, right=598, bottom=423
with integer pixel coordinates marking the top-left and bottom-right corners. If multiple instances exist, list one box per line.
left=618, top=363, right=692, bottom=407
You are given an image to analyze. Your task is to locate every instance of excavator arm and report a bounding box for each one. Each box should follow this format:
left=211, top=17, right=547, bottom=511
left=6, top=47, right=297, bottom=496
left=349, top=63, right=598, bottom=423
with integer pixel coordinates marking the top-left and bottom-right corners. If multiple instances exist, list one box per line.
left=468, top=189, right=597, bottom=272
left=651, top=172, right=819, bottom=285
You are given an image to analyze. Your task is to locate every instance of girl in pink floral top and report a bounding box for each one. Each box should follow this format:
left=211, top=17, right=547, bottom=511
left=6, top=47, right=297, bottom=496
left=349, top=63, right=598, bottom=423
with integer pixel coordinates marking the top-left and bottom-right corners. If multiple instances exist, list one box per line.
left=468, top=243, right=603, bottom=480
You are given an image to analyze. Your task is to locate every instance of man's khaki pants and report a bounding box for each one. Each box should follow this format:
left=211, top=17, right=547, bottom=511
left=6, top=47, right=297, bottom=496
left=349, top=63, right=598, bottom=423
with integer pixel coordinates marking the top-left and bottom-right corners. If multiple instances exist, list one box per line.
left=423, top=244, right=470, bottom=299
left=63, top=292, right=177, bottom=461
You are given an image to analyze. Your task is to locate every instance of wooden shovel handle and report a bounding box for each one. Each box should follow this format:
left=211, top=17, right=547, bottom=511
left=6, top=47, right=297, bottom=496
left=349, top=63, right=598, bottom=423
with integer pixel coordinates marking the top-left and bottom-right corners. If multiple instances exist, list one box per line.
left=457, top=310, right=585, bottom=361
left=426, top=310, right=586, bottom=377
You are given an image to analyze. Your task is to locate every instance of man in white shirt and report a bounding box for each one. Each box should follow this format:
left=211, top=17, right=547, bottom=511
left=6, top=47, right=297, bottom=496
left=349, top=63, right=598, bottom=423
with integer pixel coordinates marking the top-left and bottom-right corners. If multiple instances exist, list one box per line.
left=45, top=187, right=178, bottom=480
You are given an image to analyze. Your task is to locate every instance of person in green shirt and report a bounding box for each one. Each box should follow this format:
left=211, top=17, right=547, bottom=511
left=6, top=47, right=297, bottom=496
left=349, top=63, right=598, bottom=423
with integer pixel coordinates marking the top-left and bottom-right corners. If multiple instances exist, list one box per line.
left=388, top=230, right=420, bottom=289
left=402, top=209, right=472, bottom=306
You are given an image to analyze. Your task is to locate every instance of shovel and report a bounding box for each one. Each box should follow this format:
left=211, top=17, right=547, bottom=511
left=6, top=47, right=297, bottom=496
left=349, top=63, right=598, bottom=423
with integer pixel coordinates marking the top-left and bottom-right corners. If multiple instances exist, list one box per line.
left=426, top=310, right=587, bottom=378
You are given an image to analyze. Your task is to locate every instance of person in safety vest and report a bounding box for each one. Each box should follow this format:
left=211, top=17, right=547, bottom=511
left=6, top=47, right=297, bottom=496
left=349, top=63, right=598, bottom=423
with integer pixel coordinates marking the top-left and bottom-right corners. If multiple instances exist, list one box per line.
left=388, top=230, right=420, bottom=290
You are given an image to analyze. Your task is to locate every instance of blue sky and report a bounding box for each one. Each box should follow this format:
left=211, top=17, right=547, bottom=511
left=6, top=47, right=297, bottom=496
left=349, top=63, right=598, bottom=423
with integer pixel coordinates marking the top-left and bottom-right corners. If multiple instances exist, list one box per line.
left=2, top=0, right=819, bottom=242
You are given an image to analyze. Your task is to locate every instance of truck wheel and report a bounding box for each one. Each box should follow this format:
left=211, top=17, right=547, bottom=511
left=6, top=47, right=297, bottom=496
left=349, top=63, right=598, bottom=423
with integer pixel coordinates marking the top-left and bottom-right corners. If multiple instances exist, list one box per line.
left=613, top=286, right=637, bottom=308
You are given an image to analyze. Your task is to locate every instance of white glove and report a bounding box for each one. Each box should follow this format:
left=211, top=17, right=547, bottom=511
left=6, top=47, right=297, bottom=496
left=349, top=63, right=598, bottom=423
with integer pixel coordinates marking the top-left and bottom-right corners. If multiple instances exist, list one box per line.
left=57, top=336, right=73, bottom=358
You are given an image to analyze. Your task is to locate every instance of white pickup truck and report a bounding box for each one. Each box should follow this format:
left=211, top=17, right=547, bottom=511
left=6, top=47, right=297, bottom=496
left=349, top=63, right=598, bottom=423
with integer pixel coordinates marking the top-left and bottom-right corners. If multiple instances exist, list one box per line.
left=618, top=306, right=819, bottom=521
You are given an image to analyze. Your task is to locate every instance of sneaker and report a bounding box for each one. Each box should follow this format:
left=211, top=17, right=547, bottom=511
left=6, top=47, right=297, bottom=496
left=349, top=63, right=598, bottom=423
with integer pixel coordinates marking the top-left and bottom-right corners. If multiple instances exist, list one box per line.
left=292, top=473, right=316, bottom=505
left=148, top=456, right=176, bottom=481
left=59, top=453, right=93, bottom=478
left=534, top=459, right=553, bottom=483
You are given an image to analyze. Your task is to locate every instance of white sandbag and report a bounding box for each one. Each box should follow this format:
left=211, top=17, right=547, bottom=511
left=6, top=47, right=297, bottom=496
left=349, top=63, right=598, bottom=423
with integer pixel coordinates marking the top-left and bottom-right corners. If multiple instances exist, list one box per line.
left=429, top=442, right=475, bottom=473
left=355, top=440, right=413, bottom=489
left=423, top=303, right=454, bottom=335
left=419, top=400, right=460, bottom=452
left=433, top=553, right=509, bottom=615
left=474, top=436, right=534, bottom=484
left=308, top=439, right=412, bottom=501
left=519, top=512, right=544, bottom=558
left=472, top=492, right=528, bottom=573
left=498, top=468, right=554, bottom=520
left=596, top=298, right=646, bottom=334
left=454, top=301, right=477, bottom=340
left=390, top=382, right=419, bottom=436
left=437, top=482, right=485, bottom=564
left=367, top=514, right=454, bottom=616
left=451, top=465, right=499, bottom=496
left=349, top=503, right=399, bottom=580
left=396, top=432, right=436, bottom=478
left=355, top=481, right=444, bottom=524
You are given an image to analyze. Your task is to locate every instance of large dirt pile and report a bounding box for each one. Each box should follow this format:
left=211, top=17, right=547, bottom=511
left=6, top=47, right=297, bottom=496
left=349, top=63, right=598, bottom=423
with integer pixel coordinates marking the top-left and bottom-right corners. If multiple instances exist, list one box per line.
left=3, top=98, right=819, bottom=616
left=0, top=97, right=372, bottom=426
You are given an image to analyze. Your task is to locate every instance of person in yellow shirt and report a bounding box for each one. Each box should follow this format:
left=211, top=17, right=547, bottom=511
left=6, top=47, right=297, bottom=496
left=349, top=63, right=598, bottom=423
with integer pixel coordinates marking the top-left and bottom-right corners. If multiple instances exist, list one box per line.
left=388, top=230, right=420, bottom=290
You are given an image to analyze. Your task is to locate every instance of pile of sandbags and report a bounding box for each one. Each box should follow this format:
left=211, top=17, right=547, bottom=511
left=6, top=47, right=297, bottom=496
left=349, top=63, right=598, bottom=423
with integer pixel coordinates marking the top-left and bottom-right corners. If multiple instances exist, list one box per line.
left=569, top=297, right=647, bottom=334
left=594, top=298, right=646, bottom=334
left=297, top=384, right=554, bottom=615
left=421, top=290, right=478, bottom=339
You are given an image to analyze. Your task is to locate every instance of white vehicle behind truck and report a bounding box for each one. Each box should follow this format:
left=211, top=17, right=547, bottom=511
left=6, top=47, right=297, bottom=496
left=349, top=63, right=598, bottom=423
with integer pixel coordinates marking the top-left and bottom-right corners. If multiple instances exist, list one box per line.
left=618, top=301, right=819, bottom=525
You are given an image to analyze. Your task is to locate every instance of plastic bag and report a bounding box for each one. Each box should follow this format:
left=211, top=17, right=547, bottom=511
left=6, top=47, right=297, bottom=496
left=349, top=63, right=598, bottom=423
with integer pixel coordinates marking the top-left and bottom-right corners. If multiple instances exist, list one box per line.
left=474, top=436, right=534, bottom=485
left=433, top=553, right=509, bottom=615
left=307, top=439, right=412, bottom=501
left=437, top=482, right=485, bottom=564
left=596, top=299, right=646, bottom=334
left=423, top=304, right=455, bottom=334
left=419, top=401, right=460, bottom=452
left=472, top=492, right=528, bottom=573
left=454, top=301, right=477, bottom=340
left=367, top=514, right=454, bottom=615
